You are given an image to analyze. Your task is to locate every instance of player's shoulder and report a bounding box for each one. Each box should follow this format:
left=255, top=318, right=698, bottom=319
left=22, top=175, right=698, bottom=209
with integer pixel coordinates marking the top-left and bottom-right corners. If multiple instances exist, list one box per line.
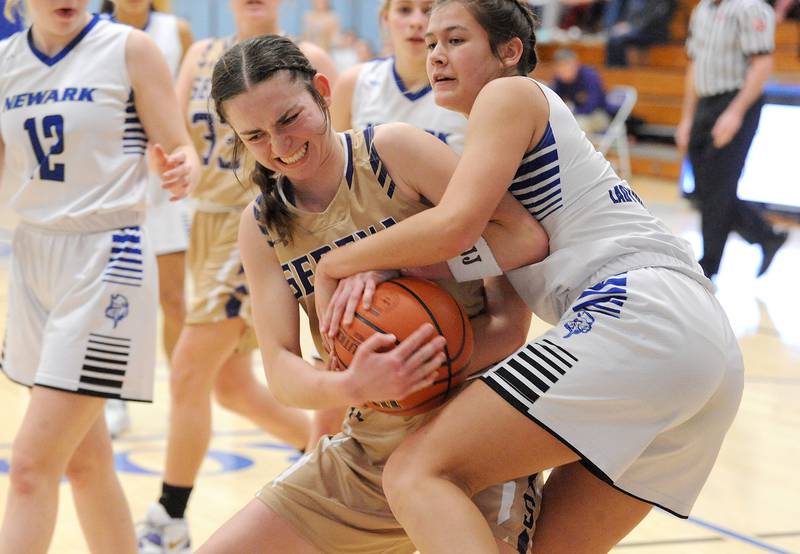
left=359, top=56, right=392, bottom=75
left=372, top=121, right=426, bottom=146
left=0, top=29, right=24, bottom=58
left=473, top=76, right=544, bottom=118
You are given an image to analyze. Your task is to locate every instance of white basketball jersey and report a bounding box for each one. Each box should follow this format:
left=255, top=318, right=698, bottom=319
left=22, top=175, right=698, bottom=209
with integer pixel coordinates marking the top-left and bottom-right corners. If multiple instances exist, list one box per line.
left=505, top=80, right=709, bottom=324
left=0, top=15, right=148, bottom=232
left=352, top=57, right=467, bottom=153
left=143, top=11, right=182, bottom=77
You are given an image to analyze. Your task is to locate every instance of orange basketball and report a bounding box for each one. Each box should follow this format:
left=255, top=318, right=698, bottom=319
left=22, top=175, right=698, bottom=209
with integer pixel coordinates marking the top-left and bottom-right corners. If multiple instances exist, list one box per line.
left=333, top=277, right=474, bottom=416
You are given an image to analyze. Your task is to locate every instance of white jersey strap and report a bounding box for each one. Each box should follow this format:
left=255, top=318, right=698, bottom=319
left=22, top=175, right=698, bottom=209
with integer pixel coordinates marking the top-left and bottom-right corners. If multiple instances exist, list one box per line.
left=447, top=236, right=503, bottom=282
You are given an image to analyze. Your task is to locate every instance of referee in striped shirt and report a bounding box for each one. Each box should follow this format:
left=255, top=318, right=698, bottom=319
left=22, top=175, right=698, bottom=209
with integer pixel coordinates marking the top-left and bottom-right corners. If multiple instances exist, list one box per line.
left=676, top=0, right=788, bottom=279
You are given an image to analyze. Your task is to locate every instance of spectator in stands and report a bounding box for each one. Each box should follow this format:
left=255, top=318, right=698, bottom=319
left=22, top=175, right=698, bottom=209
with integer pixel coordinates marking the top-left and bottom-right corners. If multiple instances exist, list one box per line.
left=676, top=0, right=788, bottom=279
left=552, top=48, right=612, bottom=133
left=302, top=0, right=340, bottom=51
left=604, top=0, right=676, bottom=66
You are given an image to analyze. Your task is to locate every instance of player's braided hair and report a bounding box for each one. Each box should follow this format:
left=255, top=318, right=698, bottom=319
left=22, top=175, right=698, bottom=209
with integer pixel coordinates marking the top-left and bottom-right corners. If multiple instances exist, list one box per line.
left=211, top=35, right=329, bottom=246
left=433, top=0, right=538, bottom=75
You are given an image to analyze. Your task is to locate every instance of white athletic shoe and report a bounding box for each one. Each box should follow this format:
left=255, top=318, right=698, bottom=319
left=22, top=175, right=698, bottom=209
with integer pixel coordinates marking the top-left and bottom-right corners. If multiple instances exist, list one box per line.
left=105, top=399, right=131, bottom=438
left=137, top=502, right=192, bottom=554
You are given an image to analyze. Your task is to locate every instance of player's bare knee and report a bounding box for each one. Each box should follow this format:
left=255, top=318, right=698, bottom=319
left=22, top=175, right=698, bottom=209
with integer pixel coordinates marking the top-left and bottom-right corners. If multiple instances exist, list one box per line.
left=169, top=361, right=211, bottom=402
left=213, top=378, right=246, bottom=413
left=64, top=449, right=110, bottom=486
left=7, top=450, right=56, bottom=496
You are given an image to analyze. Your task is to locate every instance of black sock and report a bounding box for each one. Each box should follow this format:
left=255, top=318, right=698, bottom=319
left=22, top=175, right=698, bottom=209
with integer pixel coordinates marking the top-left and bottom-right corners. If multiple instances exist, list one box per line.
left=158, top=482, right=193, bottom=519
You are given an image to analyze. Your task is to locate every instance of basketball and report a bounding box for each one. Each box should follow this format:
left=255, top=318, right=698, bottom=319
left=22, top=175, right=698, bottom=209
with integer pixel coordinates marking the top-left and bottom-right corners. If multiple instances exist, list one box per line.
left=333, top=277, right=474, bottom=416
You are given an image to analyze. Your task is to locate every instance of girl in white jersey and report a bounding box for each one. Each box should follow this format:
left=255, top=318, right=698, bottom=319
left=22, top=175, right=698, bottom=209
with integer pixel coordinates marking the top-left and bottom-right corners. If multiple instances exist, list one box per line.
left=315, top=1, right=745, bottom=551
left=331, top=0, right=468, bottom=152
left=136, top=2, right=338, bottom=552
left=99, top=0, right=194, bottom=438
left=0, top=1, right=199, bottom=553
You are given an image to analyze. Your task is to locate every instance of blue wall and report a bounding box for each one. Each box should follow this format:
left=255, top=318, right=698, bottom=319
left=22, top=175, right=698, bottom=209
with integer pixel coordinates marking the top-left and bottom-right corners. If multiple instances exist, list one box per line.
left=88, top=0, right=385, bottom=51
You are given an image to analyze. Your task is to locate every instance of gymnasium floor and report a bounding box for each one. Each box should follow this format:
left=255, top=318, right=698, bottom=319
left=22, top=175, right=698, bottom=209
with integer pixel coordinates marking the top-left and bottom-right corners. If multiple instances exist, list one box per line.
left=0, top=177, right=798, bottom=553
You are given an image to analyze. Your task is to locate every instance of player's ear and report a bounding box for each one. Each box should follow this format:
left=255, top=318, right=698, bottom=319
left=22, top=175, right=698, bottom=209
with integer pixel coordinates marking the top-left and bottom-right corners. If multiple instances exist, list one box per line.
left=498, top=37, right=524, bottom=70
left=313, top=73, right=333, bottom=106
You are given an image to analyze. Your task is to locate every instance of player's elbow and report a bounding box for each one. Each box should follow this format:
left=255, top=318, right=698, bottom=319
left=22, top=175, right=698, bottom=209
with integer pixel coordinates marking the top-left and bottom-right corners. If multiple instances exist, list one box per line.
left=442, top=214, right=486, bottom=259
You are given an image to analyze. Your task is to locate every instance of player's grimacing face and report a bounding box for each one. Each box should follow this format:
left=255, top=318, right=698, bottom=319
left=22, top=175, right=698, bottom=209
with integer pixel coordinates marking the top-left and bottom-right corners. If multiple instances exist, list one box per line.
left=425, top=2, right=505, bottom=114
left=28, top=0, right=91, bottom=34
left=223, top=72, right=329, bottom=180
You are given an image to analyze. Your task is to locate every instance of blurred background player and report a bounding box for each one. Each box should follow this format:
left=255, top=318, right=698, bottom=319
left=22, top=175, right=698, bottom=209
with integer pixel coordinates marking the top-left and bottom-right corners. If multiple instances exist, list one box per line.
left=135, top=2, right=337, bottom=552
left=331, top=0, right=468, bottom=153
left=0, top=1, right=199, bottom=552
left=99, top=0, right=194, bottom=439
left=302, top=0, right=340, bottom=51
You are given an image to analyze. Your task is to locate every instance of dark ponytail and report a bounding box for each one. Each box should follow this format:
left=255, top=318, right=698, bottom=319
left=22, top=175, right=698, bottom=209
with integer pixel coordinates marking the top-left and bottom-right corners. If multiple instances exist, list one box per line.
left=211, top=35, right=329, bottom=246
left=434, top=0, right=538, bottom=75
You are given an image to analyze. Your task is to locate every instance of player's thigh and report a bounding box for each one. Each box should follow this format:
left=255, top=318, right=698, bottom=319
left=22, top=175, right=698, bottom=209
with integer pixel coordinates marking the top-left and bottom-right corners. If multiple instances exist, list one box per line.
left=533, top=462, right=651, bottom=554
left=197, top=499, right=321, bottom=554
left=171, top=318, right=246, bottom=379
left=12, top=387, right=105, bottom=472
left=386, top=380, right=578, bottom=495
left=155, top=251, right=186, bottom=304
left=65, top=408, right=116, bottom=480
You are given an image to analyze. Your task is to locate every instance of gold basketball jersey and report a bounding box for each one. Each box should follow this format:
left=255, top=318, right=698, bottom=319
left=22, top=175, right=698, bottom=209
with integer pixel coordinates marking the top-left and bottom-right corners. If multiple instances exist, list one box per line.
left=261, top=128, right=485, bottom=359
left=187, top=37, right=255, bottom=208
left=258, top=127, right=484, bottom=460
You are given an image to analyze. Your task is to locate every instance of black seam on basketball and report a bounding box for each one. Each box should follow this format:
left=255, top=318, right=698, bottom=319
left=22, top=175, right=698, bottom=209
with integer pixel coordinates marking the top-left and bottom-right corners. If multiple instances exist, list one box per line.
left=337, top=314, right=400, bottom=368
left=353, top=313, right=390, bottom=337
left=385, top=280, right=456, bottom=394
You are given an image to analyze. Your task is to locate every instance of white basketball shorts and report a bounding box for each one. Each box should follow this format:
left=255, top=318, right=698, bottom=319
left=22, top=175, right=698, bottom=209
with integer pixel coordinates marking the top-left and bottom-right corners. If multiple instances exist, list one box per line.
left=145, top=174, right=190, bottom=256
left=0, top=224, right=157, bottom=401
left=482, top=266, right=744, bottom=517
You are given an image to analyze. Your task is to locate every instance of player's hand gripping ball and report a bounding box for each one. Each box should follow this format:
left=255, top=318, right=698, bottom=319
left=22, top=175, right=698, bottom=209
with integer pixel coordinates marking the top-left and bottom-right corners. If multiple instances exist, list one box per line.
left=333, top=277, right=473, bottom=416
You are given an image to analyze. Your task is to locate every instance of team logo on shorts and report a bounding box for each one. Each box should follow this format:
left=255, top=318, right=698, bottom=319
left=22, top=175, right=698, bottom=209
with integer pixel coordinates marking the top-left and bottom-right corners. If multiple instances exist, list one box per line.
left=105, top=294, right=130, bottom=329
left=563, top=310, right=595, bottom=338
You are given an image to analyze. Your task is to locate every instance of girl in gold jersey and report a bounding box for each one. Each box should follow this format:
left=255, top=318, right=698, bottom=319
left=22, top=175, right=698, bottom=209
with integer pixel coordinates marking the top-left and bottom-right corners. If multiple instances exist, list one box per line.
left=196, top=35, right=548, bottom=553
left=137, top=2, right=337, bottom=551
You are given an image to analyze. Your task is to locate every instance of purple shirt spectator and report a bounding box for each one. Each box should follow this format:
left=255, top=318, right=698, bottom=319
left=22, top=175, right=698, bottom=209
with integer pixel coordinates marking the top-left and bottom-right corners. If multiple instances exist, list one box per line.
left=553, top=65, right=609, bottom=116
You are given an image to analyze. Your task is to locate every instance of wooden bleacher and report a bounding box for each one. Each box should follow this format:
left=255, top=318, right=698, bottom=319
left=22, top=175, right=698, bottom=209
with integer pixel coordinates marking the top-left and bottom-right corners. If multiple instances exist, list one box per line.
left=533, top=0, right=800, bottom=179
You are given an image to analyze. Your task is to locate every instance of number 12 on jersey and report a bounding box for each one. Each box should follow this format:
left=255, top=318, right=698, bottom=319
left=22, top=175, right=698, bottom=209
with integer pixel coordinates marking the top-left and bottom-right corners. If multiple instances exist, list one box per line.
left=24, top=115, right=65, bottom=182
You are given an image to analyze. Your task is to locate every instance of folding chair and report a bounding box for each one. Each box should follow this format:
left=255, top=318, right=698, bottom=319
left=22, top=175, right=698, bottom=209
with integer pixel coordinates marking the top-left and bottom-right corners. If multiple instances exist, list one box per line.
left=597, top=85, right=637, bottom=179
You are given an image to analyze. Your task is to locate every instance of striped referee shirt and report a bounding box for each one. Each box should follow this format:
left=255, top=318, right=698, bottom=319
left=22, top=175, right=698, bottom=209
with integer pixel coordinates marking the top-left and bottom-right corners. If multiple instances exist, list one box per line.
left=686, top=0, right=775, bottom=97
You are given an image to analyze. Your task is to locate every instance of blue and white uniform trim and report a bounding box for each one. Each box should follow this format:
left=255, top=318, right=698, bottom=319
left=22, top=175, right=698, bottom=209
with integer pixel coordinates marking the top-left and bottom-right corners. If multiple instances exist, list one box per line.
left=362, top=126, right=396, bottom=199
left=509, top=123, right=563, bottom=222
left=103, top=226, right=144, bottom=287
left=571, top=274, right=628, bottom=318
left=122, top=91, right=147, bottom=156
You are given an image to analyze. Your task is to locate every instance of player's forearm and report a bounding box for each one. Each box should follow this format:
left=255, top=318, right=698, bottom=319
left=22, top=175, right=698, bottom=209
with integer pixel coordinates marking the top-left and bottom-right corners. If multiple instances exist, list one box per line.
left=266, top=350, right=356, bottom=409
left=729, top=55, right=773, bottom=115
left=319, top=206, right=469, bottom=280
